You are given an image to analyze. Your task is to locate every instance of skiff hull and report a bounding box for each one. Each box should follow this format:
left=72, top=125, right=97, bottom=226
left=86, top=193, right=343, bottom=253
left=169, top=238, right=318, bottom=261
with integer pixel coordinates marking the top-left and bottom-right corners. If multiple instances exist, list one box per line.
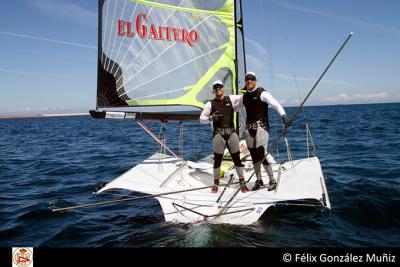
left=97, top=152, right=330, bottom=225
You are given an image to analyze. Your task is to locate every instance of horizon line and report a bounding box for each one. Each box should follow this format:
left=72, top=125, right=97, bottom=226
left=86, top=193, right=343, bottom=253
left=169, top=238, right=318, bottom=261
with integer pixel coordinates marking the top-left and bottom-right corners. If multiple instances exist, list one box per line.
left=0, top=102, right=399, bottom=118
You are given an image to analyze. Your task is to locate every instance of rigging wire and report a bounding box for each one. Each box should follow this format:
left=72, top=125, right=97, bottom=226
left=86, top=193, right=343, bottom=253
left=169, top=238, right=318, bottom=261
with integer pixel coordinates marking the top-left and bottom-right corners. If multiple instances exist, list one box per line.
left=282, top=29, right=319, bottom=157
left=284, top=136, right=292, bottom=162
left=191, top=126, right=210, bottom=161
left=266, top=0, right=319, bottom=158
left=280, top=25, right=311, bottom=158
left=260, top=0, right=283, bottom=161
left=260, top=0, right=275, bottom=91
left=179, top=121, right=184, bottom=160
left=158, top=122, right=167, bottom=170
left=137, top=120, right=182, bottom=161
left=306, top=123, right=317, bottom=157
left=261, top=0, right=291, bottom=162
left=158, top=122, right=166, bottom=154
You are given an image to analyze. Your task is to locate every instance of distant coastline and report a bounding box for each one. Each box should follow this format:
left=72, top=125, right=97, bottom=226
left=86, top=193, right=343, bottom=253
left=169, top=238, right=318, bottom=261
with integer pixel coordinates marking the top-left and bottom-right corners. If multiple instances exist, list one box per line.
left=0, top=113, right=88, bottom=119
left=1, top=102, right=398, bottom=119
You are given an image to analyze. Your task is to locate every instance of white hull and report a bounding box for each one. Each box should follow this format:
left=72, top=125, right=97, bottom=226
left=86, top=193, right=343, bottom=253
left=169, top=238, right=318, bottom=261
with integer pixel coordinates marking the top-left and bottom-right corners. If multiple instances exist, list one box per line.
left=97, top=151, right=330, bottom=225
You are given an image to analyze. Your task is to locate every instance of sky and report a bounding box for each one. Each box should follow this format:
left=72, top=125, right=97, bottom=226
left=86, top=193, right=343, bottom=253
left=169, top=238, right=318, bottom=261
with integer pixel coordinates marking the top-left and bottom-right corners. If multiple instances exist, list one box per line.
left=0, top=0, right=399, bottom=115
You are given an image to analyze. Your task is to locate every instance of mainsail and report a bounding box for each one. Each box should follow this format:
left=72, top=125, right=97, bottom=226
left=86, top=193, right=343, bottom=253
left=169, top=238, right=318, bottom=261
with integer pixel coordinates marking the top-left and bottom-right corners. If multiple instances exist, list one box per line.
left=95, top=0, right=242, bottom=118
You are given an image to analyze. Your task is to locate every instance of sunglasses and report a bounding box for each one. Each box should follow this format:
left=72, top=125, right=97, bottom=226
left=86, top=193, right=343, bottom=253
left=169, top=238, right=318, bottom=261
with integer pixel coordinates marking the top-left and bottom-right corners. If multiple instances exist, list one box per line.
left=245, top=77, right=256, bottom=81
left=213, top=85, right=224, bottom=90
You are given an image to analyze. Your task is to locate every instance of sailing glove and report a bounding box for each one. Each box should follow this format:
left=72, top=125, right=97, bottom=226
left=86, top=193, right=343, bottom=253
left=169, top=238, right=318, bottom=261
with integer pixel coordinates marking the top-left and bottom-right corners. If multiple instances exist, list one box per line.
left=209, top=112, right=223, bottom=122
left=282, top=114, right=291, bottom=128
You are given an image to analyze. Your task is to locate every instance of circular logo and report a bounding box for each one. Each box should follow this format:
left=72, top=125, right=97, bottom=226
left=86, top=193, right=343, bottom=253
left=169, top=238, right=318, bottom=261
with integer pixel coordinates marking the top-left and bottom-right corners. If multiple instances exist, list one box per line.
left=13, top=248, right=33, bottom=267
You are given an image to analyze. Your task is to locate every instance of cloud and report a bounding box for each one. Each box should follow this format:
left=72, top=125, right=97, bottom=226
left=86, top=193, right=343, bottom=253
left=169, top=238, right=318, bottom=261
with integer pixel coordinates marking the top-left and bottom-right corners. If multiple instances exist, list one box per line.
left=29, top=0, right=97, bottom=27
left=276, top=1, right=400, bottom=36
left=245, top=37, right=268, bottom=56
left=322, top=92, right=390, bottom=104
left=246, top=54, right=265, bottom=69
left=290, top=99, right=302, bottom=106
left=15, top=49, right=94, bottom=61
left=0, top=68, right=58, bottom=77
left=0, top=31, right=97, bottom=49
left=4, top=106, right=71, bottom=115
left=243, top=38, right=269, bottom=73
left=274, top=73, right=368, bottom=90
left=274, top=73, right=314, bottom=82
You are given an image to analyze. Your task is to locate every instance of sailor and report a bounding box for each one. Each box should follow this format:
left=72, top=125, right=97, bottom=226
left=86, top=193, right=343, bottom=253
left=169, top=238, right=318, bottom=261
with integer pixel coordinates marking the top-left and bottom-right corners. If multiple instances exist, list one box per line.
left=243, top=71, right=291, bottom=191
left=200, top=80, right=249, bottom=193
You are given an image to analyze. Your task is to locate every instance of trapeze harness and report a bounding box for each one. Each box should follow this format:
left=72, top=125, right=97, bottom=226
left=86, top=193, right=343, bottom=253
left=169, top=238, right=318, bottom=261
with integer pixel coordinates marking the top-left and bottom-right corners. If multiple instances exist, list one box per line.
left=243, top=87, right=270, bottom=166
left=210, top=96, right=243, bottom=172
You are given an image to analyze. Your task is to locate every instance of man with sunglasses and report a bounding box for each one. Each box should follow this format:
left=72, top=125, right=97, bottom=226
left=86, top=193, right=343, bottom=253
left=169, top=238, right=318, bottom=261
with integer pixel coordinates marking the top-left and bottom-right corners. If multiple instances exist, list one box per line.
left=200, top=80, right=249, bottom=193
left=243, top=72, right=291, bottom=191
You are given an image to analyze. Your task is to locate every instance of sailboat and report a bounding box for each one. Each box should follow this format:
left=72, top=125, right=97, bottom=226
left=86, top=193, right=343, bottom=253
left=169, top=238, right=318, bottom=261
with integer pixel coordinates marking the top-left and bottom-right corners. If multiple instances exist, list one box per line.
left=66, top=0, right=345, bottom=225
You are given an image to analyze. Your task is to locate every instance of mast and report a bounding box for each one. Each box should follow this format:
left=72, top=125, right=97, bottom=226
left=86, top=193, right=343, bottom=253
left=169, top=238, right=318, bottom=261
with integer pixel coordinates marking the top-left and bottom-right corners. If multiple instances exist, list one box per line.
left=234, top=0, right=246, bottom=134
left=234, top=0, right=247, bottom=133
left=239, top=0, right=247, bottom=76
left=234, top=0, right=239, bottom=132
left=96, top=0, right=103, bottom=110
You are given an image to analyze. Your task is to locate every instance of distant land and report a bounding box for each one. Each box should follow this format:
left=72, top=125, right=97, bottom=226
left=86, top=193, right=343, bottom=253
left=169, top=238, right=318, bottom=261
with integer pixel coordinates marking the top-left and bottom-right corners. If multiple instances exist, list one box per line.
left=1, top=102, right=398, bottom=119
left=0, top=113, right=89, bottom=119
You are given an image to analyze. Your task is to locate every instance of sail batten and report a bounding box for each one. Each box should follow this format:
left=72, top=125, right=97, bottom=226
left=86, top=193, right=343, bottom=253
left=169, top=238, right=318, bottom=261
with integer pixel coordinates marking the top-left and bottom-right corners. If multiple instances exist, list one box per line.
left=96, top=0, right=237, bottom=118
left=121, top=44, right=223, bottom=97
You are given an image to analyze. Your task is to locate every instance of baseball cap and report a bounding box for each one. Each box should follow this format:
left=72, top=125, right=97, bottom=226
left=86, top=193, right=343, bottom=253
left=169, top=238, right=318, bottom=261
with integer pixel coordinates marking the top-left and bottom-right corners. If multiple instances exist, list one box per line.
left=245, top=71, right=256, bottom=79
left=213, top=80, right=224, bottom=87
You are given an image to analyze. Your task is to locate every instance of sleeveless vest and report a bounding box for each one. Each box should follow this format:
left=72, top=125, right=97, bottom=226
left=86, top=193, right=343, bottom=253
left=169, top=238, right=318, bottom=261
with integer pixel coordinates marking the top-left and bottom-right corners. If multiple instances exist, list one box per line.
left=210, top=96, right=234, bottom=136
left=243, top=87, right=269, bottom=131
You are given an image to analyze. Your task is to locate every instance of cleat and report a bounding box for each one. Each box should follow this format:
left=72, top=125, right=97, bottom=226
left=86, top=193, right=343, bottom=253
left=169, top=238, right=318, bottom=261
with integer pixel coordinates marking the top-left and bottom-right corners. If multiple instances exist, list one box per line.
left=268, top=180, right=277, bottom=191
left=211, top=185, right=218, bottom=193
left=252, top=179, right=264, bottom=191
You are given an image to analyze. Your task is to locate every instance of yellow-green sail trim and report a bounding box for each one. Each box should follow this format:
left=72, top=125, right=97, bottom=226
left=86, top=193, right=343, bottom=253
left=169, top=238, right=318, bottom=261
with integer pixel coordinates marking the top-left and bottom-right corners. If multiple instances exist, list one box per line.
left=130, top=0, right=234, bottom=19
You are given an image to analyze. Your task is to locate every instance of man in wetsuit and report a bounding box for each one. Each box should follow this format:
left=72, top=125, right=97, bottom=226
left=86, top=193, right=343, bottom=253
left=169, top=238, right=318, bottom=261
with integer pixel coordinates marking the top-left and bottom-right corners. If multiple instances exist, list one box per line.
left=200, top=80, right=249, bottom=193
left=243, top=72, right=291, bottom=191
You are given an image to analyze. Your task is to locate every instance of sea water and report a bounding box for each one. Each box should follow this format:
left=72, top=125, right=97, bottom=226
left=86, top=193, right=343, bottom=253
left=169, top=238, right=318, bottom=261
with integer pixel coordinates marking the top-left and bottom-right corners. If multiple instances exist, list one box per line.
left=0, top=103, right=399, bottom=247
